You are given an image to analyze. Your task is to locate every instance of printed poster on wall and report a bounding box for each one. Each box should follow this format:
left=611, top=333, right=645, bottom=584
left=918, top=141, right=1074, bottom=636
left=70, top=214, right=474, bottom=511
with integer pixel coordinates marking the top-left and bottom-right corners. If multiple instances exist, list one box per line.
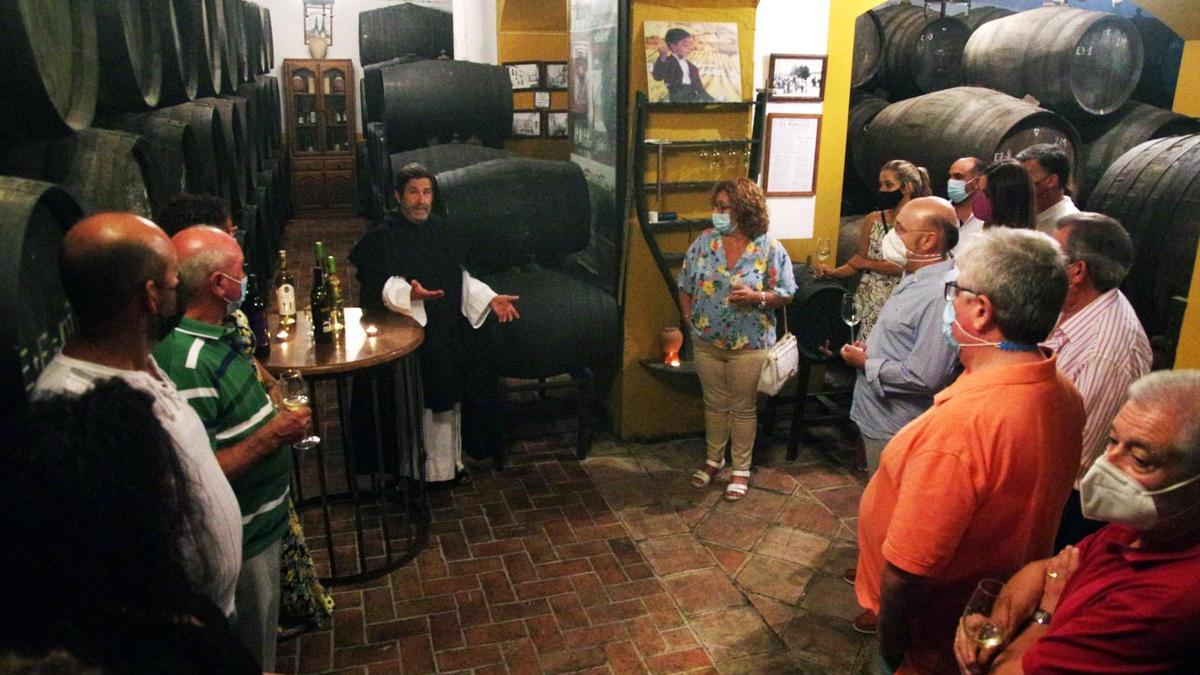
left=643, top=21, right=741, bottom=103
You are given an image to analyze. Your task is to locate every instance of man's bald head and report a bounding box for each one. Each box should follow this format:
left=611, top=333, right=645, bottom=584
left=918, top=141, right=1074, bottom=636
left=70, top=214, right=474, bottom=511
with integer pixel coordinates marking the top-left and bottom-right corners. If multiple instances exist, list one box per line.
left=60, top=213, right=175, bottom=330
left=897, top=196, right=959, bottom=253
left=950, top=157, right=984, bottom=180
left=172, top=226, right=243, bottom=310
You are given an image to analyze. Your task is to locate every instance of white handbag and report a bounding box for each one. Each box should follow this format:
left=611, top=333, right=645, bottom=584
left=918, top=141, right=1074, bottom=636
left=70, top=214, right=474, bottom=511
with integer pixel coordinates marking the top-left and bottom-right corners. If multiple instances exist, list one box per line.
left=758, top=307, right=798, bottom=396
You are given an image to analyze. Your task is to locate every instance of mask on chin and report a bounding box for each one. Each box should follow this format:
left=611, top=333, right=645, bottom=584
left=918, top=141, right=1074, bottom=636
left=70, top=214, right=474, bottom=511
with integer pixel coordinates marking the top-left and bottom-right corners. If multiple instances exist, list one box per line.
left=1079, top=455, right=1200, bottom=530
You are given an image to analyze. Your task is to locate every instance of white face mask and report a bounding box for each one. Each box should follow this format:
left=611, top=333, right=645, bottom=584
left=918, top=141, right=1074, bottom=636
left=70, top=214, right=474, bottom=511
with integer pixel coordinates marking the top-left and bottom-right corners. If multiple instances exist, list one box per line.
left=1080, top=455, right=1200, bottom=530
left=880, top=228, right=909, bottom=268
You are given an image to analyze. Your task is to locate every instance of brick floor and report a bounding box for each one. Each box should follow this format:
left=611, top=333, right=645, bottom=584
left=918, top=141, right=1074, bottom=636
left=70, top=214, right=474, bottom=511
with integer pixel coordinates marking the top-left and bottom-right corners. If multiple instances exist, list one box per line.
left=274, top=218, right=878, bottom=673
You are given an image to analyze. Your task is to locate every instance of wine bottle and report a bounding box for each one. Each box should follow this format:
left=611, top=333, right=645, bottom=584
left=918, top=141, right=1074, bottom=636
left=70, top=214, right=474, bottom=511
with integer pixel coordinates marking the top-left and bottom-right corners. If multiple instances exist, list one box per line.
left=313, top=241, right=326, bottom=268
left=325, top=255, right=345, bottom=333
left=311, top=266, right=333, bottom=344
left=245, top=274, right=271, bottom=359
left=275, top=250, right=296, bottom=327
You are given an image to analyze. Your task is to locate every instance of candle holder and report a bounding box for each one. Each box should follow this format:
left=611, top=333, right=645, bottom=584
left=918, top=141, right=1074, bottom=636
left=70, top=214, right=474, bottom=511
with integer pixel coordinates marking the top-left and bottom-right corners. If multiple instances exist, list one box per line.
left=661, top=326, right=683, bottom=367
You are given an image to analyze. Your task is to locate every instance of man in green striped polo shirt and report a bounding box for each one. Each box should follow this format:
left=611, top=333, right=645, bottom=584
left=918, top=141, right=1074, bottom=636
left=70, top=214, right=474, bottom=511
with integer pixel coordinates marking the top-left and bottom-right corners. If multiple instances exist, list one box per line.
left=153, top=226, right=310, bottom=670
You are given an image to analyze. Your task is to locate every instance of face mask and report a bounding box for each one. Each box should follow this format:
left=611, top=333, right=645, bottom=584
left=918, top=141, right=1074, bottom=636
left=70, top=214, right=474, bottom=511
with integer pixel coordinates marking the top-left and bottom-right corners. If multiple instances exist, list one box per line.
left=942, top=274, right=1038, bottom=353
left=942, top=297, right=960, bottom=349
left=876, top=188, right=903, bottom=211
left=947, top=179, right=970, bottom=204
left=881, top=228, right=909, bottom=268
left=971, top=190, right=994, bottom=222
left=711, top=212, right=734, bottom=235
left=1080, top=455, right=1200, bottom=530
left=220, top=272, right=247, bottom=314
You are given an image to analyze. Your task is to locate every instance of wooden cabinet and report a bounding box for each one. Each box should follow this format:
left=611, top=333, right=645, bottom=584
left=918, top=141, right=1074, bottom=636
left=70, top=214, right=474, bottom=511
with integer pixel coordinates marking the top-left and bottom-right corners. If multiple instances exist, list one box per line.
left=283, top=58, right=356, bottom=216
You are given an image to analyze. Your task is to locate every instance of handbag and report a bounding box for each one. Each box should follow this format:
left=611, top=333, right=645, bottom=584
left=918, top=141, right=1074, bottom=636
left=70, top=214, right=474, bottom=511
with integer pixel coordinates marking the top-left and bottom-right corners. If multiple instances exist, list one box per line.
left=758, top=305, right=798, bottom=396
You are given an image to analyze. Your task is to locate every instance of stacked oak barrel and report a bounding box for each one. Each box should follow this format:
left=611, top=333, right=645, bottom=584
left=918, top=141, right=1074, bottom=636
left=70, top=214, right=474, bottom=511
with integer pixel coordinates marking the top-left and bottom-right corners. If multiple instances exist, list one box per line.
left=0, top=0, right=284, bottom=413
left=845, top=1, right=1197, bottom=347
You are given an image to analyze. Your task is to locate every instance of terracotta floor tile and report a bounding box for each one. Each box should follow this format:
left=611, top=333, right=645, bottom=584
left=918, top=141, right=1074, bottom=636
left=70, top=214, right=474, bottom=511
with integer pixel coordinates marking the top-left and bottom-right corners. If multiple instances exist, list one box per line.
left=735, top=554, right=814, bottom=604
left=597, top=476, right=663, bottom=510
left=434, top=644, right=503, bottom=672
left=748, top=592, right=801, bottom=634
left=538, top=646, right=608, bottom=674
left=428, top=611, right=463, bottom=651
left=687, top=606, right=782, bottom=661
left=800, top=574, right=865, bottom=621
left=638, top=534, right=714, bottom=576
left=751, top=466, right=800, bottom=495
left=502, top=638, right=542, bottom=675
left=694, top=510, right=770, bottom=551
left=779, top=609, right=868, bottom=672
left=788, top=463, right=858, bottom=491
left=462, top=620, right=529, bottom=645
left=617, top=504, right=690, bottom=541
left=703, top=542, right=749, bottom=575
left=662, top=568, right=746, bottom=616
left=331, top=642, right=398, bottom=669
left=810, top=484, right=866, bottom=519
left=775, top=496, right=842, bottom=536
left=715, top=487, right=788, bottom=521
left=364, top=617, right=428, bottom=643
left=754, top=525, right=831, bottom=566
left=603, top=640, right=647, bottom=675
left=645, top=647, right=713, bottom=674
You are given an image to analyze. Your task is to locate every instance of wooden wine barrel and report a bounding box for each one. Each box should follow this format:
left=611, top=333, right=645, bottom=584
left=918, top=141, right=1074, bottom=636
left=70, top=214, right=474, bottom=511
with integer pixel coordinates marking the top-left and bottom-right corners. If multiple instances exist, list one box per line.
left=851, top=10, right=883, bottom=90
left=390, top=144, right=515, bottom=178
left=256, top=76, right=282, bottom=157
left=236, top=84, right=268, bottom=173
left=213, top=0, right=239, bottom=94
left=224, top=95, right=257, bottom=186
left=96, top=0, right=163, bottom=112
left=958, top=5, right=1014, bottom=33
left=479, top=266, right=618, bottom=380
left=190, top=0, right=223, bottom=97
left=356, top=144, right=375, bottom=221
left=379, top=60, right=513, bottom=152
left=194, top=97, right=248, bottom=213
left=260, top=7, right=274, bottom=69
left=242, top=1, right=266, bottom=77
left=157, top=0, right=199, bottom=105
left=223, top=0, right=250, bottom=85
left=1075, top=101, right=1199, bottom=209
left=151, top=102, right=231, bottom=207
left=874, top=4, right=970, bottom=99
left=786, top=276, right=855, bottom=359
left=0, top=178, right=85, bottom=418
left=365, top=123, right=393, bottom=219
left=1088, top=134, right=1200, bottom=338
left=438, top=158, right=591, bottom=275
left=862, top=87, right=1081, bottom=199
left=0, top=0, right=99, bottom=141
left=1130, top=11, right=1185, bottom=111
left=358, top=3, right=453, bottom=67
left=361, top=56, right=427, bottom=125
left=94, top=114, right=199, bottom=221
left=964, top=6, right=1143, bottom=117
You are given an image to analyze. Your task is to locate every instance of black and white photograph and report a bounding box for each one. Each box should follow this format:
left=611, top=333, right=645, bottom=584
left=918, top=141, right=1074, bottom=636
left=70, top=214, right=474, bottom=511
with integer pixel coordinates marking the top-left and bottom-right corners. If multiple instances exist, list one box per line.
left=544, top=62, right=569, bottom=90
left=767, top=54, right=827, bottom=102
left=512, top=110, right=541, bottom=138
left=505, top=62, right=541, bottom=91
left=545, top=111, right=569, bottom=139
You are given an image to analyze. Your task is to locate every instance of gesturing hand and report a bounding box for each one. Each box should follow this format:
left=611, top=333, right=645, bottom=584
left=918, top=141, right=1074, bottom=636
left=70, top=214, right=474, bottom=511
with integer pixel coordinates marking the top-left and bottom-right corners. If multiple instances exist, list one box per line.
left=840, top=341, right=867, bottom=369
left=490, top=294, right=521, bottom=323
left=410, top=280, right=445, bottom=302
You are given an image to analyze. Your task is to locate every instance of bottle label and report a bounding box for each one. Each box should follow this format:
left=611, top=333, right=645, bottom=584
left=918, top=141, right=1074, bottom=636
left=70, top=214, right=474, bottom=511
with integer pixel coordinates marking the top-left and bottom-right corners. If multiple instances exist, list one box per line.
left=277, top=284, right=296, bottom=315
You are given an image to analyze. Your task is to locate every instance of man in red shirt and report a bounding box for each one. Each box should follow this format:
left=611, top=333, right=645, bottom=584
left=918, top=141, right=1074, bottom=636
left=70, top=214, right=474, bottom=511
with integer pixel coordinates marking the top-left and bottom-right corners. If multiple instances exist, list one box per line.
left=856, top=228, right=1084, bottom=673
left=955, top=370, right=1200, bottom=674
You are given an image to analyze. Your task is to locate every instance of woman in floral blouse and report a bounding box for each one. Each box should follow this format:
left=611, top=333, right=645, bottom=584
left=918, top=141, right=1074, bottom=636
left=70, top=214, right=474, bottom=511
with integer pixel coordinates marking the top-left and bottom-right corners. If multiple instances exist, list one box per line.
left=678, top=178, right=797, bottom=501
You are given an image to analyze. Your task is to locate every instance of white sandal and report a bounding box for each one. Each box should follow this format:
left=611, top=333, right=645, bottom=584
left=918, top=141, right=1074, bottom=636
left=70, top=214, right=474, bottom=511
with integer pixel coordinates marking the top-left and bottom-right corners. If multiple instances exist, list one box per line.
left=691, top=459, right=725, bottom=488
left=725, top=470, right=751, bottom=501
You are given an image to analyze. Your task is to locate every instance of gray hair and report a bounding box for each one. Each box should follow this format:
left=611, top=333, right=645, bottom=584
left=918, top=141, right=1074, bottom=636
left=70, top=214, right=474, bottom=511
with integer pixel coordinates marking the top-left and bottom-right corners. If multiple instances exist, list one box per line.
left=1057, top=212, right=1133, bottom=292
left=1127, top=370, right=1200, bottom=472
left=177, top=248, right=237, bottom=308
left=955, top=228, right=1068, bottom=345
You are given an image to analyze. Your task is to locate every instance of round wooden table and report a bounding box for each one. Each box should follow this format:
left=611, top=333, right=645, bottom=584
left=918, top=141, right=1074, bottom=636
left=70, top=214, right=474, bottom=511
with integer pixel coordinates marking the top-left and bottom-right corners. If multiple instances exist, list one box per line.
left=265, top=307, right=428, bottom=585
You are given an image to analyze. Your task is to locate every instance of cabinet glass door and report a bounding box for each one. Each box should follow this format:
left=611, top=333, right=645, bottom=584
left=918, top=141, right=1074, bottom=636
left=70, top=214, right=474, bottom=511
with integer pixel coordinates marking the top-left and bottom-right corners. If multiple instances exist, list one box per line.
left=290, top=67, right=321, bottom=153
left=321, top=65, right=349, bottom=152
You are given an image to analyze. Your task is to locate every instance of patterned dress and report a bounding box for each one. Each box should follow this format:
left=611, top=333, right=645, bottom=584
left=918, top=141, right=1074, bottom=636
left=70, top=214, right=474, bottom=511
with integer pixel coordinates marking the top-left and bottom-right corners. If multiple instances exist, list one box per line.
left=855, top=212, right=900, bottom=340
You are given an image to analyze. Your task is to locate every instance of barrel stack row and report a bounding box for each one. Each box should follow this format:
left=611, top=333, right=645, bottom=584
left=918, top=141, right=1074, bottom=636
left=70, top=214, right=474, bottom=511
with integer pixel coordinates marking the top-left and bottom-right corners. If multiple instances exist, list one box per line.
left=846, top=3, right=1198, bottom=344
left=1, top=0, right=286, bottom=410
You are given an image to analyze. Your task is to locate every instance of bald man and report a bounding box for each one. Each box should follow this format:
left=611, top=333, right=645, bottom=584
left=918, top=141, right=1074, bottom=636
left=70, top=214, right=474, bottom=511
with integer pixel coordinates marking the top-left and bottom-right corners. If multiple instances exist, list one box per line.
left=947, top=157, right=985, bottom=256
left=153, top=226, right=309, bottom=670
left=34, top=213, right=244, bottom=620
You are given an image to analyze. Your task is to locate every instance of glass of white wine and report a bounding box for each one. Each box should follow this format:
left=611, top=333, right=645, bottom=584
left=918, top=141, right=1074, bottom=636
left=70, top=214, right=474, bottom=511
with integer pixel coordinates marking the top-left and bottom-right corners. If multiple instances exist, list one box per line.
left=960, top=579, right=1008, bottom=650
left=279, top=369, right=320, bottom=451
left=816, top=237, right=832, bottom=264
left=841, top=292, right=861, bottom=344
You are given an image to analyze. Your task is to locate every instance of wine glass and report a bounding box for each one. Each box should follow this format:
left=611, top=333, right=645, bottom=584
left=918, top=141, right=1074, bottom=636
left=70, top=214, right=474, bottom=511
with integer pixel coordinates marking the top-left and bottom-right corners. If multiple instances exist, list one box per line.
left=960, top=579, right=1009, bottom=650
left=841, top=292, right=861, bottom=344
left=279, top=369, right=320, bottom=450
left=816, top=237, right=832, bottom=264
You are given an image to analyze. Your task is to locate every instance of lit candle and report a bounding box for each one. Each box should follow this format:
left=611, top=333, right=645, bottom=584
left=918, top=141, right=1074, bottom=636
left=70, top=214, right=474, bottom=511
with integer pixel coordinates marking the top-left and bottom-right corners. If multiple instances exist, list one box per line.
left=365, top=324, right=378, bottom=337
left=275, top=329, right=290, bottom=341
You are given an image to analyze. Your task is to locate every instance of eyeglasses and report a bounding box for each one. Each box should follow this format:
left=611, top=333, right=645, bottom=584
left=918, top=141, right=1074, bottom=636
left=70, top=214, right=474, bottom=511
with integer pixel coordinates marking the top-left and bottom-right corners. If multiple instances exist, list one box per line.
left=944, top=281, right=982, bottom=302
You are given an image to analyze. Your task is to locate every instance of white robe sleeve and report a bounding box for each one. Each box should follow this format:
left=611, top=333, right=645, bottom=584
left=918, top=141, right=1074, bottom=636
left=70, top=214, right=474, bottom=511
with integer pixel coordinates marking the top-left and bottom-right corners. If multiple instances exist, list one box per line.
left=461, top=270, right=497, bottom=329
left=382, top=276, right=427, bottom=327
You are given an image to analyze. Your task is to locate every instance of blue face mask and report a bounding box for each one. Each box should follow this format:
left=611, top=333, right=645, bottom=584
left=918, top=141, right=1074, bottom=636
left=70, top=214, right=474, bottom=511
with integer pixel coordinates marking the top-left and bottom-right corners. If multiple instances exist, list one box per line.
left=947, top=178, right=970, bottom=204
left=942, top=298, right=960, bottom=349
left=711, top=212, right=734, bottom=235
left=220, top=272, right=248, bottom=314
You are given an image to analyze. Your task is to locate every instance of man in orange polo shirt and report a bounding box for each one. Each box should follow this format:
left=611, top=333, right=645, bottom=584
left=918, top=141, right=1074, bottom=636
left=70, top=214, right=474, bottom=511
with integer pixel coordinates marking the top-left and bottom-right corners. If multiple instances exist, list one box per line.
left=856, top=228, right=1085, bottom=674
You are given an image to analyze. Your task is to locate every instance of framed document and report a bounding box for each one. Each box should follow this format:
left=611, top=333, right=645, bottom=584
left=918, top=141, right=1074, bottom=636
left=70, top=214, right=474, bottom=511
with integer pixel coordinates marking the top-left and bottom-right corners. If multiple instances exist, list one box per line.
left=534, top=91, right=551, bottom=108
left=762, top=113, right=822, bottom=197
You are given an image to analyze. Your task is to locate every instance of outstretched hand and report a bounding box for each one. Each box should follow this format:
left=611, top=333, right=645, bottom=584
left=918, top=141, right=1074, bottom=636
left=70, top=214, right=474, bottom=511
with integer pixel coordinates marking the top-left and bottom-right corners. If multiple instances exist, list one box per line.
left=410, top=279, right=445, bottom=302
left=490, top=294, right=520, bottom=323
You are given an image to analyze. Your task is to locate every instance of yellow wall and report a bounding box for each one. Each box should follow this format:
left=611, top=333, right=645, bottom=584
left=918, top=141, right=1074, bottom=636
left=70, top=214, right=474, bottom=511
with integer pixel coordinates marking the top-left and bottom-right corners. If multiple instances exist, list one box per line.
left=613, top=0, right=760, bottom=439
left=497, top=0, right=571, bottom=160
left=1169, top=40, right=1200, bottom=367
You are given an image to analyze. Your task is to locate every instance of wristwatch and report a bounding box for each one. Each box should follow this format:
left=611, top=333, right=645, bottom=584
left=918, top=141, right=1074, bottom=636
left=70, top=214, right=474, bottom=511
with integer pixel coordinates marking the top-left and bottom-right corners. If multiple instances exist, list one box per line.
left=1031, top=609, right=1052, bottom=625
left=759, top=291, right=768, bottom=309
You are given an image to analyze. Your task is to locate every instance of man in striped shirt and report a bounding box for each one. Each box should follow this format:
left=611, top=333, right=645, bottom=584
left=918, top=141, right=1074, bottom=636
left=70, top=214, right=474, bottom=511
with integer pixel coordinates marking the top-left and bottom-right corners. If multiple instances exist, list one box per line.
left=1045, top=212, right=1151, bottom=549
left=153, top=226, right=310, bottom=670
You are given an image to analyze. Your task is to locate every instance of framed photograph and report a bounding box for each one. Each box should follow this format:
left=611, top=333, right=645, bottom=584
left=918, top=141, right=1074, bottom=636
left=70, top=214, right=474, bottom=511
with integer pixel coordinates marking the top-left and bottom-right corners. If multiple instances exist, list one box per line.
left=544, top=62, right=569, bottom=90
left=767, top=54, right=827, bottom=102
left=762, top=113, right=822, bottom=197
left=544, top=111, right=569, bottom=139
left=505, top=62, right=542, bottom=91
left=512, top=110, right=542, bottom=138
left=644, top=21, right=742, bottom=103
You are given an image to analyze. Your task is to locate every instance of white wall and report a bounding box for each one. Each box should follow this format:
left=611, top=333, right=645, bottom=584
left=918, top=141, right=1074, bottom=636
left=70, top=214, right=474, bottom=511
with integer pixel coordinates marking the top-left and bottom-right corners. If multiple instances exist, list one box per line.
left=753, top=0, right=831, bottom=240
left=257, top=0, right=497, bottom=133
